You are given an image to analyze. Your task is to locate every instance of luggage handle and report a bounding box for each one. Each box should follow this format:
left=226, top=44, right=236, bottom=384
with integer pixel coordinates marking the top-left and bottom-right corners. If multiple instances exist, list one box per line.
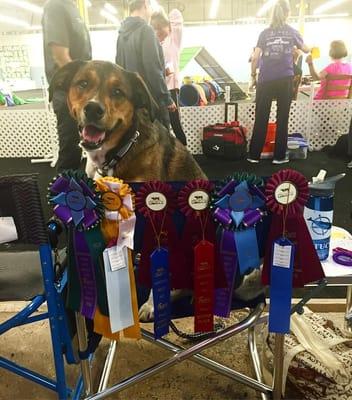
left=225, top=102, right=238, bottom=123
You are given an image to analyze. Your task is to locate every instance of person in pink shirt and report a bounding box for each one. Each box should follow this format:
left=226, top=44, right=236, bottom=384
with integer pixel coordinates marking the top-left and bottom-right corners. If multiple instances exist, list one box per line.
left=306, top=40, right=352, bottom=100
left=151, top=9, right=187, bottom=146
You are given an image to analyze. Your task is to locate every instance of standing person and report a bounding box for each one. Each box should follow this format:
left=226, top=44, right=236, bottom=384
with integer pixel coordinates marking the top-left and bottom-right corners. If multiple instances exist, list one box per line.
left=151, top=9, right=187, bottom=146
left=348, top=118, right=352, bottom=169
left=115, top=0, right=176, bottom=130
left=248, top=0, right=310, bottom=164
left=305, top=40, right=352, bottom=100
left=42, top=0, right=92, bottom=172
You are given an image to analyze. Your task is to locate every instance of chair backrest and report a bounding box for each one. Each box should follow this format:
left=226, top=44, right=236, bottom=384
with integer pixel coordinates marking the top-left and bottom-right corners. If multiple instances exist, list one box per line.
left=323, top=74, right=352, bottom=99
left=0, top=174, right=47, bottom=246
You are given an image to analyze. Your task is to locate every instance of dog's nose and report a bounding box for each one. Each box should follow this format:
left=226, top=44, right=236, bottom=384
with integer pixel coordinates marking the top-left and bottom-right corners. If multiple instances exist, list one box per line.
left=84, top=101, right=105, bottom=121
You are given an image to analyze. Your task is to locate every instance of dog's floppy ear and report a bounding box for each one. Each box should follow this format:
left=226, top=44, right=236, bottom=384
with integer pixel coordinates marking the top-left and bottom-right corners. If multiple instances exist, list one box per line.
left=48, top=60, right=86, bottom=102
left=127, top=71, right=159, bottom=122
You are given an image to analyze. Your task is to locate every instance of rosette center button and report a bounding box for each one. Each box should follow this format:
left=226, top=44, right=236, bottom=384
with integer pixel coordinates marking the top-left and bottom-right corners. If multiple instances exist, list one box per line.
left=66, top=190, right=87, bottom=211
left=229, top=190, right=252, bottom=212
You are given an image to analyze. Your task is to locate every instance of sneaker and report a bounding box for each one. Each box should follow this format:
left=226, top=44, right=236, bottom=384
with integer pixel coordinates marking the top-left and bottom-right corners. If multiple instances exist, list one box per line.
left=272, top=158, right=289, bottom=165
left=247, top=158, right=259, bottom=164
left=348, top=161, right=352, bottom=169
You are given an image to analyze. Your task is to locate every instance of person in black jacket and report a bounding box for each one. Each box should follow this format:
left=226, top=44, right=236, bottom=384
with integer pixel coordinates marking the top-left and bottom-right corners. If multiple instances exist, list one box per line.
left=42, top=0, right=91, bottom=171
left=116, top=0, right=176, bottom=129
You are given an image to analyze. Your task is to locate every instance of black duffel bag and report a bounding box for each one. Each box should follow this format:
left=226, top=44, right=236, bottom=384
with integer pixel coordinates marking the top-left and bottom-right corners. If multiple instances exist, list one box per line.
left=201, top=103, right=247, bottom=160
left=201, top=135, right=247, bottom=160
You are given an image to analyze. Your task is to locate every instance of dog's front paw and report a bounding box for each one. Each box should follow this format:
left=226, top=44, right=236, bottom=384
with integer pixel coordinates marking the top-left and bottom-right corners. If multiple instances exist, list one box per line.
left=139, top=302, right=154, bottom=322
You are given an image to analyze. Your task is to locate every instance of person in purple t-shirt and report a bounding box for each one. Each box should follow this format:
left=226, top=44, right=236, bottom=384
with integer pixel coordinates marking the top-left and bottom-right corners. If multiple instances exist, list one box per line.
left=248, top=0, right=310, bottom=164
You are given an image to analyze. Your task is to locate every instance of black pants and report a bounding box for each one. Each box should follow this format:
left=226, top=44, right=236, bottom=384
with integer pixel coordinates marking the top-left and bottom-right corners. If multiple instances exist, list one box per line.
left=52, top=91, right=82, bottom=172
left=249, top=76, right=293, bottom=160
left=348, top=117, right=352, bottom=157
left=157, top=105, right=171, bottom=132
left=169, top=89, right=187, bottom=146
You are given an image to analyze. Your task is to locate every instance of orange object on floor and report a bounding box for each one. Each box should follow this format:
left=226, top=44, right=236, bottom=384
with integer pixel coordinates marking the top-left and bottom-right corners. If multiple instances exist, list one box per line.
left=261, top=122, right=276, bottom=158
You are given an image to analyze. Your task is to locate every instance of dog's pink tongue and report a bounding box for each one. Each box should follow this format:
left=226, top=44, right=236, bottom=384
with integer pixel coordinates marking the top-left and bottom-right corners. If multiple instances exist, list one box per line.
left=82, top=125, right=105, bottom=143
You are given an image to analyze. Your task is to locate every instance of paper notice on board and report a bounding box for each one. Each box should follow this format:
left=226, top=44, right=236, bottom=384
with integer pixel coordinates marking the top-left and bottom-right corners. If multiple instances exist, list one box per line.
left=0, top=217, right=18, bottom=244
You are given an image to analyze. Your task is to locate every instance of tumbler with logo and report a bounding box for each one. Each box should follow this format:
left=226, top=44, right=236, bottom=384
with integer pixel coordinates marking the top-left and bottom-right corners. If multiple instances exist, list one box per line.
left=304, top=173, right=345, bottom=261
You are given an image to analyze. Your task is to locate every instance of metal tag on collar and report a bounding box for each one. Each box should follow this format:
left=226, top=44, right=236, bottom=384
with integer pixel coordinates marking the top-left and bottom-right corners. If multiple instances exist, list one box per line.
left=132, top=130, right=140, bottom=142
left=97, top=167, right=108, bottom=177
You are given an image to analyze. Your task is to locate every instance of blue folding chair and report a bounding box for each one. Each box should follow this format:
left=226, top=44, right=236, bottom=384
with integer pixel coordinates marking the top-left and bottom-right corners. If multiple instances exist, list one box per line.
left=0, top=174, right=85, bottom=400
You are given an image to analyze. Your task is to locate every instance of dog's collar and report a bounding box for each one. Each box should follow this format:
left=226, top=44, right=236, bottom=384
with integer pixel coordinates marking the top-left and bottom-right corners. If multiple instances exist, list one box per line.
left=97, top=129, right=140, bottom=177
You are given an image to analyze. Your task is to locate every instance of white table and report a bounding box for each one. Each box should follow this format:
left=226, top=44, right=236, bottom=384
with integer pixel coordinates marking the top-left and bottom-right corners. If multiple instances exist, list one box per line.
left=321, top=226, right=352, bottom=335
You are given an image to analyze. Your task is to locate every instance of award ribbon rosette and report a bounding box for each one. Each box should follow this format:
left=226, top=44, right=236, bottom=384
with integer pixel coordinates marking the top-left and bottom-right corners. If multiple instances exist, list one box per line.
left=93, top=177, right=141, bottom=340
left=212, top=173, right=265, bottom=318
left=262, top=169, right=325, bottom=334
left=178, top=180, right=216, bottom=333
left=136, top=181, right=177, bottom=339
left=48, top=171, right=104, bottom=319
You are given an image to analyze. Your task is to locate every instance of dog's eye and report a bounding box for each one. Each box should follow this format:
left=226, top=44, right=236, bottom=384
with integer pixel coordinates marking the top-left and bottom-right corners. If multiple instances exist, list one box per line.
left=77, top=80, right=88, bottom=89
left=111, top=88, right=123, bottom=98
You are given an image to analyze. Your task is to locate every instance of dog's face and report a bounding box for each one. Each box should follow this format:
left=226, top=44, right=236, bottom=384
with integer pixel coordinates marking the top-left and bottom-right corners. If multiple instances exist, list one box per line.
left=49, top=60, right=158, bottom=152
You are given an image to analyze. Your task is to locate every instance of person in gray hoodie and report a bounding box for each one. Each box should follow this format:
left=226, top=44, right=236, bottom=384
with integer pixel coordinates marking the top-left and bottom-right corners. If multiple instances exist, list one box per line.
left=116, top=0, right=176, bottom=130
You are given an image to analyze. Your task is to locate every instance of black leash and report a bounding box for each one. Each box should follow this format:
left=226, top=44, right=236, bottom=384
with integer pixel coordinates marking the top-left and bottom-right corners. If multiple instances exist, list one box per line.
left=169, top=320, right=226, bottom=341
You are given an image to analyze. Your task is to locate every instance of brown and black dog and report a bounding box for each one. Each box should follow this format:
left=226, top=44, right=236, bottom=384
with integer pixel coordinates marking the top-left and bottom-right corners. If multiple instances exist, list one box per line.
left=49, top=60, right=206, bottom=320
left=49, top=60, right=206, bottom=182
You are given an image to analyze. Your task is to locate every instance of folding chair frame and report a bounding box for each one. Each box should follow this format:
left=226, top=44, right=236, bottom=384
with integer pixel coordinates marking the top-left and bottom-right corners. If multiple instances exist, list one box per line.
left=75, top=278, right=329, bottom=400
left=76, top=303, right=275, bottom=400
left=0, top=174, right=87, bottom=400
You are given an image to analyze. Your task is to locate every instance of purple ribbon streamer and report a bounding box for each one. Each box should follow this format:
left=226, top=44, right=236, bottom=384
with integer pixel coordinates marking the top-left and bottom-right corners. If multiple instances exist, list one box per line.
left=50, top=176, right=69, bottom=194
left=80, top=179, right=95, bottom=198
left=218, top=180, right=236, bottom=197
left=83, top=209, right=98, bottom=229
left=214, top=208, right=232, bottom=227
left=73, top=230, right=97, bottom=319
left=243, top=209, right=262, bottom=227
left=54, top=204, right=73, bottom=224
left=214, top=230, right=237, bottom=318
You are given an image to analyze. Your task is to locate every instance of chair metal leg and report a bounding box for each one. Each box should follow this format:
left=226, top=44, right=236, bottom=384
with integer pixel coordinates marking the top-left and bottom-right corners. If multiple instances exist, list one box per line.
left=344, top=286, right=352, bottom=337
left=248, top=326, right=271, bottom=400
left=98, top=340, right=118, bottom=392
left=0, top=295, right=46, bottom=335
left=272, top=334, right=285, bottom=400
left=85, top=302, right=265, bottom=400
left=0, top=356, right=59, bottom=393
left=142, top=328, right=272, bottom=396
left=75, top=312, right=93, bottom=397
left=39, top=244, right=69, bottom=400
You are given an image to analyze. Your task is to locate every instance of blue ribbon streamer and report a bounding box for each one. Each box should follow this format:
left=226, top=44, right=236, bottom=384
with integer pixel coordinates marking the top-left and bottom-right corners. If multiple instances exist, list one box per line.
left=234, top=228, right=261, bottom=275
left=269, top=238, right=295, bottom=334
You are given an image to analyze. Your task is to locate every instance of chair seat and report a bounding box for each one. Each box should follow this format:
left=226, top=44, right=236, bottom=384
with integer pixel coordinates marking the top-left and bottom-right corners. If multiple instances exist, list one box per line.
left=0, top=251, right=43, bottom=301
left=169, top=293, right=266, bottom=319
left=137, top=285, right=265, bottom=320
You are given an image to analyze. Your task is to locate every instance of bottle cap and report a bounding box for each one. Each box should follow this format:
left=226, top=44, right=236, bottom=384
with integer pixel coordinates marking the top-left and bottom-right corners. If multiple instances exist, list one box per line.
left=309, top=173, right=345, bottom=196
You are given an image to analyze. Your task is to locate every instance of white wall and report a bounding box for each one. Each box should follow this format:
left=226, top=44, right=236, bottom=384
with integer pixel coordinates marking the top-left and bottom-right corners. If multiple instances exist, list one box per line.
left=181, top=18, right=352, bottom=82
left=1, top=17, right=351, bottom=89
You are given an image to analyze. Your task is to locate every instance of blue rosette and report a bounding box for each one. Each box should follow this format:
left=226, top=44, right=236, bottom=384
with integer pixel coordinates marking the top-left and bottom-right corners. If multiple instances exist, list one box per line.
left=211, top=173, right=266, bottom=318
